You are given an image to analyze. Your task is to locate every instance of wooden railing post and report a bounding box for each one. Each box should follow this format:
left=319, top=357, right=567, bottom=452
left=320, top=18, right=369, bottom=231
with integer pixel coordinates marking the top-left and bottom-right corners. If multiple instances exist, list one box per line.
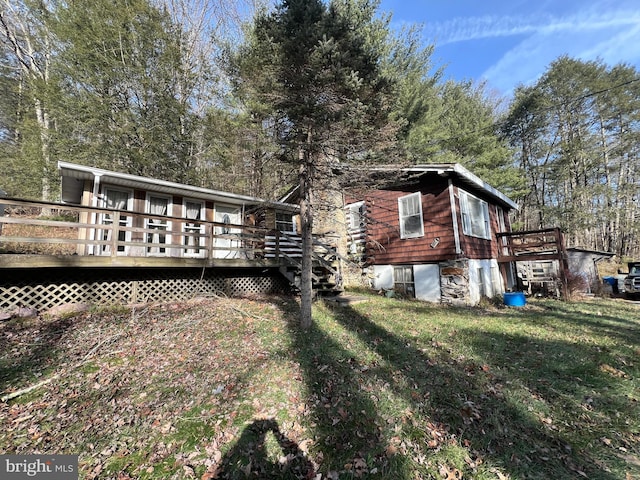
left=206, top=223, right=214, bottom=260
left=111, top=211, right=120, bottom=257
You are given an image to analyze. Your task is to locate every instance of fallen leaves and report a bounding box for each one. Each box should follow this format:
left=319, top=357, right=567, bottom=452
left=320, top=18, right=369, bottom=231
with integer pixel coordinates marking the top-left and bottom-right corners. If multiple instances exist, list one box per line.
left=0, top=298, right=311, bottom=478
left=600, top=363, right=629, bottom=378
left=2, top=295, right=638, bottom=479
left=439, top=463, right=463, bottom=479
left=460, top=400, right=482, bottom=425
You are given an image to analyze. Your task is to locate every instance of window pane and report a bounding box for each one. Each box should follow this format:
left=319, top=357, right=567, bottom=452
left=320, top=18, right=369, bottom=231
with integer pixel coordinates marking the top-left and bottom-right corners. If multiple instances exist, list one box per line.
left=349, top=203, right=365, bottom=229
left=186, top=202, right=201, bottom=220
left=149, top=196, right=168, bottom=216
left=276, top=212, right=294, bottom=232
left=403, top=215, right=422, bottom=235
left=394, top=268, right=402, bottom=282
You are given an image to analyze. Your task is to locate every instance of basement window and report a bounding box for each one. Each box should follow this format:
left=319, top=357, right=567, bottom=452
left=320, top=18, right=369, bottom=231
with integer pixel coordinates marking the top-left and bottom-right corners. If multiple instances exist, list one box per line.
left=394, top=266, right=415, bottom=297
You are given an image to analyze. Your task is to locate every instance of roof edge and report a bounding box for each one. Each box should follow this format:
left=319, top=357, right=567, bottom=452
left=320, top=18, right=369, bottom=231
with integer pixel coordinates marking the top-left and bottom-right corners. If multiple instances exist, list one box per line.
left=57, top=161, right=298, bottom=211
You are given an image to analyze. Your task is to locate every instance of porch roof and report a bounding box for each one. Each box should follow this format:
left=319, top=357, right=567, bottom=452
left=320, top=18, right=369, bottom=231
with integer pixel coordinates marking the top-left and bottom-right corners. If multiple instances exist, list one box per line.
left=58, top=161, right=298, bottom=212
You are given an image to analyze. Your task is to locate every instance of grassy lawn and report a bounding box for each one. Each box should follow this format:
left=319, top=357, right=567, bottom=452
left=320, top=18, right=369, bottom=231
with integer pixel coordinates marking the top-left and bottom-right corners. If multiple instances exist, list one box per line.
left=1, top=293, right=638, bottom=479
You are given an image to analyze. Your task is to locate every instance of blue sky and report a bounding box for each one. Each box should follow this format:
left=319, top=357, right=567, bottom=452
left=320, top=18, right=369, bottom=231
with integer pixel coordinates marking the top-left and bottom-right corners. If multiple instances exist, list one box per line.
left=378, top=0, right=640, bottom=98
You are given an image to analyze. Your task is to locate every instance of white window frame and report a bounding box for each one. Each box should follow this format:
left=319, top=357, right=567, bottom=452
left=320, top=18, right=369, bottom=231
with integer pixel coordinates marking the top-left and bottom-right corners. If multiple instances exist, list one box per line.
left=183, top=198, right=205, bottom=258
left=459, top=190, right=491, bottom=240
left=347, top=201, right=366, bottom=230
left=275, top=212, right=296, bottom=234
left=145, top=193, right=172, bottom=256
left=398, top=192, right=424, bottom=239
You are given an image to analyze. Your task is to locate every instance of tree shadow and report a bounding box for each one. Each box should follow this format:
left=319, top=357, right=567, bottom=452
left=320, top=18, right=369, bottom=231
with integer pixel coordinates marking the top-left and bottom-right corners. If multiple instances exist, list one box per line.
left=210, top=418, right=316, bottom=479
left=294, top=299, right=624, bottom=479
left=288, top=314, right=413, bottom=477
left=0, top=315, right=73, bottom=393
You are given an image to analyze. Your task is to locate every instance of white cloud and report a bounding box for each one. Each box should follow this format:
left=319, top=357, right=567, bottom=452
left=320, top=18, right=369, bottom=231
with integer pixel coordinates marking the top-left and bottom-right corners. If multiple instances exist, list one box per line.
left=429, top=3, right=640, bottom=96
left=427, top=7, right=640, bottom=46
left=578, top=23, right=640, bottom=65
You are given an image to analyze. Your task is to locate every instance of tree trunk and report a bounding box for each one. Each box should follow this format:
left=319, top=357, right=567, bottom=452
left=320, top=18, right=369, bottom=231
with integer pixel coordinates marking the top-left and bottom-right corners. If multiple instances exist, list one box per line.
left=299, top=140, right=314, bottom=330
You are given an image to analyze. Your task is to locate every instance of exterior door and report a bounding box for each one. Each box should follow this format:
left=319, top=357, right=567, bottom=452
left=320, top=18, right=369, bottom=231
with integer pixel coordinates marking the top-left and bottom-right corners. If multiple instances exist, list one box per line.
left=99, top=188, right=132, bottom=255
left=214, top=205, right=242, bottom=258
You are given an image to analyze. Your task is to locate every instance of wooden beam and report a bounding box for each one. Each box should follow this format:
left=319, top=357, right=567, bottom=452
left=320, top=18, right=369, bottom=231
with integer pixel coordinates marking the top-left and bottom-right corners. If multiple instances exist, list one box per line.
left=0, top=254, right=282, bottom=269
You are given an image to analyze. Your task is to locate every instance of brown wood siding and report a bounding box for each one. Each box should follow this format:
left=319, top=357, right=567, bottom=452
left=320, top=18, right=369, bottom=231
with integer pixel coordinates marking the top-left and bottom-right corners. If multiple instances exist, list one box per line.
left=172, top=196, right=184, bottom=218
left=361, top=177, right=512, bottom=265
left=365, top=179, right=458, bottom=265
left=456, top=187, right=502, bottom=260
left=205, top=201, right=214, bottom=222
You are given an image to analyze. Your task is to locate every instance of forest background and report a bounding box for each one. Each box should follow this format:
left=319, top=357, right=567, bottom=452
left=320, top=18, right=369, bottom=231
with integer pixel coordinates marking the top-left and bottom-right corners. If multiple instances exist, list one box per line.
left=2, top=0, right=639, bottom=260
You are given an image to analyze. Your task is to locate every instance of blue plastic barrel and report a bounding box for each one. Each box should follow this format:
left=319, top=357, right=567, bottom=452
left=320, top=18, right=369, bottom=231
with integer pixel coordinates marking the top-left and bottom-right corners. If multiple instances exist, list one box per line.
left=602, top=276, right=616, bottom=286
left=503, top=291, right=526, bottom=307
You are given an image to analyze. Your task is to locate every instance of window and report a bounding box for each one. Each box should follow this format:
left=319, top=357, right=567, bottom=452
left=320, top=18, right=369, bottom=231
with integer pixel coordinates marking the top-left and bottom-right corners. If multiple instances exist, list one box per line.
left=394, top=266, right=415, bottom=297
left=275, top=212, right=296, bottom=233
left=460, top=191, right=491, bottom=239
left=146, top=194, right=171, bottom=255
left=348, top=202, right=366, bottom=230
left=100, top=188, right=131, bottom=254
left=398, top=192, right=424, bottom=239
left=184, top=200, right=204, bottom=257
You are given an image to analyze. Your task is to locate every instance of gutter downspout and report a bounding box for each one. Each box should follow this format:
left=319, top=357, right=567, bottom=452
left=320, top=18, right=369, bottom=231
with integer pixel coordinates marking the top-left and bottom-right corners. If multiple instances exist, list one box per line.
left=448, top=179, right=462, bottom=255
left=89, top=174, right=102, bottom=255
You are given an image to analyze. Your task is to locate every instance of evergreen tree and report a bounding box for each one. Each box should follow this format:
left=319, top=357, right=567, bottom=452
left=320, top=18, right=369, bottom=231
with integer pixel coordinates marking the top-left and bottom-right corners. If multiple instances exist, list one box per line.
left=404, top=78, right=524, bottom=195
left=502, top=56, right=640, bottom=257
left=0, top=0, right=59, bottom=200
left=52, top=0, right=196, bottom=182
left=231, top=0, right=401, bottom=328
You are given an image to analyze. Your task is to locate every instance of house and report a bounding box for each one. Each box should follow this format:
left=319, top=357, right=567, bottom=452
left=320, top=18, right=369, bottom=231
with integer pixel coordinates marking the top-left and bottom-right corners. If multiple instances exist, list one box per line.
left=58, top=161, right=299, bottom=259
left=1, top=162, right=316, bottom=312
left=343, top=164, right=518, bottom=305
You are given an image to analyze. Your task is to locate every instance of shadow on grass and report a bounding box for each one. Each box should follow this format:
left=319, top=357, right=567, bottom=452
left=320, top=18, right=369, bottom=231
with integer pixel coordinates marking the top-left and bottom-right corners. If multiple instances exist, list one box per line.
left=286, top=298, right=625, bottom=479
left=0, top=315, right=73, bottom=392
left=289, top=312, right=412, bottom=477
left=211, top=418, right=315, bottom=479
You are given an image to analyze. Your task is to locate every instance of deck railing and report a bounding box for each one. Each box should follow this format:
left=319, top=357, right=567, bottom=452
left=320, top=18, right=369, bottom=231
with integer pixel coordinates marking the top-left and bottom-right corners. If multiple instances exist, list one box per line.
left=0, top=197, right=296, bottom=262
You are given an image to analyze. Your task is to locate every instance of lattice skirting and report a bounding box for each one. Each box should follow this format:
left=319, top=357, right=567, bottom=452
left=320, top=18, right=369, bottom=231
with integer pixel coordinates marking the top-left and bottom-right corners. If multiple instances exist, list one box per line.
left=0, top=268, right=291, bottom=311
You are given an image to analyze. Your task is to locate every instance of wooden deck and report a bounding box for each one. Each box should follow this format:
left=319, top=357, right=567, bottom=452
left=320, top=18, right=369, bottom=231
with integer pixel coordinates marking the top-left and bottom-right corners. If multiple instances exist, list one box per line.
left=0, top=253, right=283, bottom=269
left=0, top=198, right=298, bottom=270
left=496, top=227, right=569, bottom=298
left=0, top=198, right=346, bottom=310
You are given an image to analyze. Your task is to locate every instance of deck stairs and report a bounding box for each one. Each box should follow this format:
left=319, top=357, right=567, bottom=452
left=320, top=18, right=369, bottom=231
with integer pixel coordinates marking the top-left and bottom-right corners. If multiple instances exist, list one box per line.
left=267, top=233, right=344, bottom=296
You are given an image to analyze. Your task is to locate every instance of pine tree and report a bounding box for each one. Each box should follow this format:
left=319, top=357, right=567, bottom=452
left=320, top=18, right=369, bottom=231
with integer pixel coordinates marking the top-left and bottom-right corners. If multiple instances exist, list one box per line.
left=231, top=0, right=401, bottom=328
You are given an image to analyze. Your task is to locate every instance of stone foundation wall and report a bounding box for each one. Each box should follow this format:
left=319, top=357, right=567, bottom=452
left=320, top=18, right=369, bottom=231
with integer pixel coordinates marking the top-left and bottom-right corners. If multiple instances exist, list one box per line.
left=439, top=259, right=470, bottom=305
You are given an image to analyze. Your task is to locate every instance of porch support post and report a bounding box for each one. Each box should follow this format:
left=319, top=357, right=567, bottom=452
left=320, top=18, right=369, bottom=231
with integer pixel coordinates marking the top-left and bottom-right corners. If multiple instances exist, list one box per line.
left=89, top=174, right=102, bottom=255
left=448, top=179, right=462, bottom=255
